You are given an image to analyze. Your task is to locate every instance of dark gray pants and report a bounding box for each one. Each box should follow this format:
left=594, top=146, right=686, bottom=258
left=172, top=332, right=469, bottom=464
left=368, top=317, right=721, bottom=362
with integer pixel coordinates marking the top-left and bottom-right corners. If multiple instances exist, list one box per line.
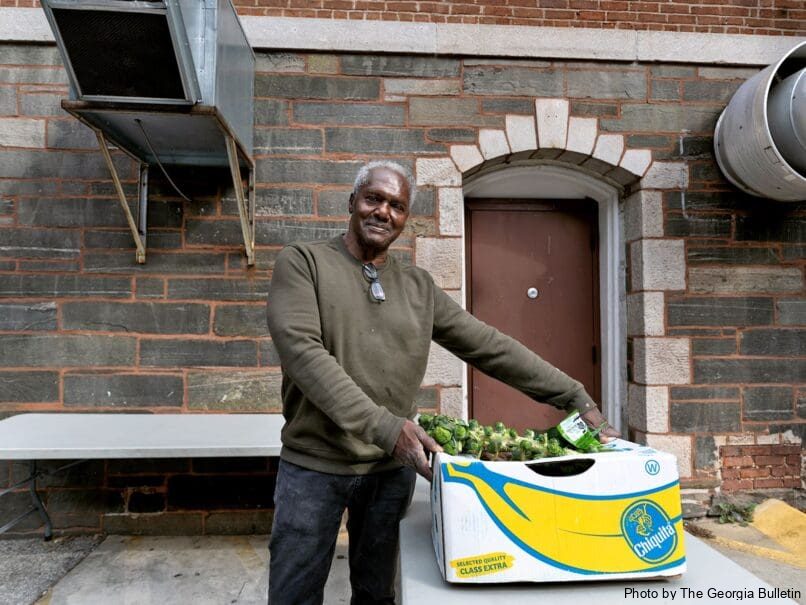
left=268, top=459, right=416, bottom=605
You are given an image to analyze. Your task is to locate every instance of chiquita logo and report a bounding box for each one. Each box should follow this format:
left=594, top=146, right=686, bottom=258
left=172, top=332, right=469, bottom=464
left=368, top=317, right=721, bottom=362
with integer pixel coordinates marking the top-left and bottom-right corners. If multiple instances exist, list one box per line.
left=621, top=500, right=678, bottom=564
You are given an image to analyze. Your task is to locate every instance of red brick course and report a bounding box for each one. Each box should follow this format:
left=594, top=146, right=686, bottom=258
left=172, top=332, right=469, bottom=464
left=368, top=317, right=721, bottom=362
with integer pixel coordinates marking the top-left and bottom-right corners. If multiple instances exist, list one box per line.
left=720, top=444, right=802, bottom=491
left=227, top=0, right=805, bottom=36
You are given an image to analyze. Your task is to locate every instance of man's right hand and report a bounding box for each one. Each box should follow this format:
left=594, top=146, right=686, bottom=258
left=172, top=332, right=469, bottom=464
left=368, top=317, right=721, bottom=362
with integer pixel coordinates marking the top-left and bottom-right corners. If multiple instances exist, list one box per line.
left=392, top=419, right=442, bottom=481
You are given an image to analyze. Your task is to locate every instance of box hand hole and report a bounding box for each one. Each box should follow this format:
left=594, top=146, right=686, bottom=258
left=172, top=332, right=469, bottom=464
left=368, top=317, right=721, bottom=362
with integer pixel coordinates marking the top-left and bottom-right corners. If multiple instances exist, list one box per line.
left=525, top=458, right=595, bottom=477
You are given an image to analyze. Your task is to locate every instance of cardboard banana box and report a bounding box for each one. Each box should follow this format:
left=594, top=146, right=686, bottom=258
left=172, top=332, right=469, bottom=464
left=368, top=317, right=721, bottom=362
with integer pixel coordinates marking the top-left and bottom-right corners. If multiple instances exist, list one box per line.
left=430, top=439, right=686, bottom=583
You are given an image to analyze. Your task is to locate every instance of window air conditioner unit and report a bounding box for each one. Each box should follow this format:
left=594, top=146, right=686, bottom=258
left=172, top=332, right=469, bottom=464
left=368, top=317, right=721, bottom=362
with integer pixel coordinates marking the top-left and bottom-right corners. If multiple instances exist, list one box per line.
left=40, top=0, right=256, bottom=264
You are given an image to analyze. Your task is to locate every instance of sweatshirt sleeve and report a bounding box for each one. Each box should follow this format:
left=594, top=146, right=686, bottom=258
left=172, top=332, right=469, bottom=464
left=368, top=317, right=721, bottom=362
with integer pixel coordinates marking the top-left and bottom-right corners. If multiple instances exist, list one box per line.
left=431, top=287, right=596, bottom=413
left=266, top=245, right=405, bottom=455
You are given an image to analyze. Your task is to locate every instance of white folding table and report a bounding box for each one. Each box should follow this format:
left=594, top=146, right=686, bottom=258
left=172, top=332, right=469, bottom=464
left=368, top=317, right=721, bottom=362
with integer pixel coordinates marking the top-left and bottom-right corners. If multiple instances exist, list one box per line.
left=0, top=413, right=284, bottom=539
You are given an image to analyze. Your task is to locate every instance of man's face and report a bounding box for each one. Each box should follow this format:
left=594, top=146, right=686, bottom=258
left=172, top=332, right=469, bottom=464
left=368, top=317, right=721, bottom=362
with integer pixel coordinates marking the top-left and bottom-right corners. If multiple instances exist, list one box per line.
left=348, top=168, right=411, bottom=253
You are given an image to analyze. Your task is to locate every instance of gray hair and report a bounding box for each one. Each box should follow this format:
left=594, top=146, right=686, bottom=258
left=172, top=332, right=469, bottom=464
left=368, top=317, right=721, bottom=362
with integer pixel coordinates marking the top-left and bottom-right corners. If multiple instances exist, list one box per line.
left=353, top=160, right=417, bottom=205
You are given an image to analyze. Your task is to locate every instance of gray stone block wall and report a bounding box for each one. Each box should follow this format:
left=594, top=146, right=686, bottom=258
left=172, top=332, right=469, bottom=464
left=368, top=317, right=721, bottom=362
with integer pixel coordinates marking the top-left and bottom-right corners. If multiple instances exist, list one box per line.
left=0, top=44, right=803, bottom=534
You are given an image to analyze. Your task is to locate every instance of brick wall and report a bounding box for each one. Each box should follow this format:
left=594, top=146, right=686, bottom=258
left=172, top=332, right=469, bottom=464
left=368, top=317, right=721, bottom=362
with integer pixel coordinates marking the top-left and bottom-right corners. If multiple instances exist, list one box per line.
left=233, top=0, right=806, bottom=37
left=0, top=43, right=803, bottom=533
left=720, top=444, right=801, bottom=491
left=1, top=0, right=804, bottom=36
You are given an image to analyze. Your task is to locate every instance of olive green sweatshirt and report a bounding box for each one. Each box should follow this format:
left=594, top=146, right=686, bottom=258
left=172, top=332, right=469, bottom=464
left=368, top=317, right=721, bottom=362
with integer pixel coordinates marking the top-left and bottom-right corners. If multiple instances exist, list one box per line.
left=266, top=236, right=595, bottom=475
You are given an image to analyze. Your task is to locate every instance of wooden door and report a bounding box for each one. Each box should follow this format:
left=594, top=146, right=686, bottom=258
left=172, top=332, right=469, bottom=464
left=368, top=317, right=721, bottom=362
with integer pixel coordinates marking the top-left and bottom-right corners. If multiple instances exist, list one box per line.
left=466, top=199, right=600, bottom=432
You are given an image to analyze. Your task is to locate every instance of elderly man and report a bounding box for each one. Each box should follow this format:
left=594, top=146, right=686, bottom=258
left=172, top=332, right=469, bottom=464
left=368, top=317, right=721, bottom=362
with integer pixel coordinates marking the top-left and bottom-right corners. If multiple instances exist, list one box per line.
left=266, top=160, right=618, bottom=605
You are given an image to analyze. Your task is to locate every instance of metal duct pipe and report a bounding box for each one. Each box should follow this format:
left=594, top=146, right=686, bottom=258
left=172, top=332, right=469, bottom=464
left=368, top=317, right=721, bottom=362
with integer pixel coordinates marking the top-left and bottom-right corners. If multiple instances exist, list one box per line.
left=714, top=41, right=806, bottom=202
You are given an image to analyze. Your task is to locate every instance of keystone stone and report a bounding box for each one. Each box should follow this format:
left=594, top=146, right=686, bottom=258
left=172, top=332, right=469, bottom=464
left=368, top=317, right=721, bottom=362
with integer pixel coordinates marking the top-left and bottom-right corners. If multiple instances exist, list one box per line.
left=668, top=296, right=774, bottom=327
left=0, top=335, right=136, bottom=367
left=325, top=128, right=445, bottom=154
left=188, top=369, right=282, bottom=411
left=293, top=102, right=404, bottom=126
left=64, top=374, right=184, bottom=407
left=254, top=75, right=380, bottom=100
left=0, top=303, right=57, bottom=331
left=62, top=302, right=210, bottom=334
left=535, top=98, right=568, bottom=149
left=140, top=339, right=257, bottom=368
left=0, top=371, right=59, bottom=402
left=463, top=66, right=563, bottom=97
left=566, top=70, right=646, bottom=100
left=743, top=386, right=794, bottom=421
left=214, top=305, right=270, bottom=337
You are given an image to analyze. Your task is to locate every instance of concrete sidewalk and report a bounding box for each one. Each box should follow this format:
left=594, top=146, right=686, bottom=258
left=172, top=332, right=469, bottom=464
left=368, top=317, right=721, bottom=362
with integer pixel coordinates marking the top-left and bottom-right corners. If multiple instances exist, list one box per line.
left=2, top=501, right=804, bottom=605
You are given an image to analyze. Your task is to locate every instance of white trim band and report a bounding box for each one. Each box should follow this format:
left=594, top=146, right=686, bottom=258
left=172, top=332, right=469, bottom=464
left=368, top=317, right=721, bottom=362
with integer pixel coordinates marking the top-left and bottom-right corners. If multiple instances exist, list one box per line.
left=1, top=8, right=803, bottom=66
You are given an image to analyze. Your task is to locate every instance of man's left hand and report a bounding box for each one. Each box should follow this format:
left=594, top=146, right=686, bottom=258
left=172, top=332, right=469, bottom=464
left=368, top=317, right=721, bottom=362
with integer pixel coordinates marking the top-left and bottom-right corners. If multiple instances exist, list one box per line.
left=580, top=407, right=621, bottom=443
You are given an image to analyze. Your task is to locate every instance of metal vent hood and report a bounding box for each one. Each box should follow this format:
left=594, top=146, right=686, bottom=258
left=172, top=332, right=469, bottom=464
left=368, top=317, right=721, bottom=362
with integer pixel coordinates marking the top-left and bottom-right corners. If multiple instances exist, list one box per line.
left=714, top=41, right=806, bottom=202
left=41, top=0, right=256, bottom=264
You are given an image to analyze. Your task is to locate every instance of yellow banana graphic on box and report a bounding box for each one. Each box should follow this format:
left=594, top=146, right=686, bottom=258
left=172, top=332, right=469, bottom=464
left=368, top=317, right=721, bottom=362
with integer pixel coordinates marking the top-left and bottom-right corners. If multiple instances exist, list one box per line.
left=443, top=460, right=685, bottom=575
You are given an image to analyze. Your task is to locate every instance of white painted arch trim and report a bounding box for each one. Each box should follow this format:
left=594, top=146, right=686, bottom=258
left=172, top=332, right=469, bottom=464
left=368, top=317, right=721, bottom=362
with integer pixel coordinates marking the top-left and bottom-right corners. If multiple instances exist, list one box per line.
left=1, top=8, right=803, bottom=66
left=414, top=99, right=691, bottom=434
